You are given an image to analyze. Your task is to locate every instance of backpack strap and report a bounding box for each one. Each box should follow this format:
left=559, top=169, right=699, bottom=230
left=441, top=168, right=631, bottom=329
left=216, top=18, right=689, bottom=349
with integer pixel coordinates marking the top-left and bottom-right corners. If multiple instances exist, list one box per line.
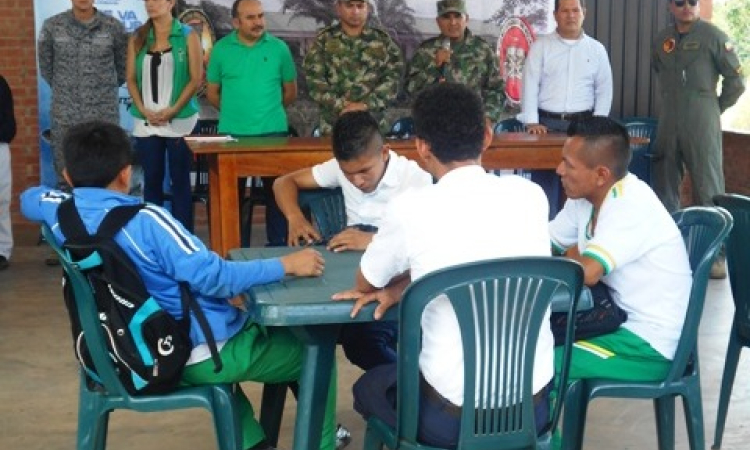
left=95, top=203, right=146, bottom=239
left=58, top=197, right=93, bottom=242
left=179, top=283, right=223, bottom=373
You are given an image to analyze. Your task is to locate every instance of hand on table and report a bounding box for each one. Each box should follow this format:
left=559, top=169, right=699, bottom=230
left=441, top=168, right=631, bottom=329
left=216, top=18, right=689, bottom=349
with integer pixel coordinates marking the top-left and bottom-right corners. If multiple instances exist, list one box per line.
left=332, top=285, right=399, bottom=320
left=280, top=248, right=325, bottom=277
left=287, top=216, right=322, bottom=247
left=526, top=124, right=548, bottom=134
left=327, top=228, right=374, bottom=253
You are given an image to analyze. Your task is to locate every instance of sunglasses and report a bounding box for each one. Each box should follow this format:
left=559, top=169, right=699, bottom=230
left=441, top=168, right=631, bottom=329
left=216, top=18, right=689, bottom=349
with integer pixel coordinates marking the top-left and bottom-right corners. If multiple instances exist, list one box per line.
left=673, top=0, right=698, bottom=7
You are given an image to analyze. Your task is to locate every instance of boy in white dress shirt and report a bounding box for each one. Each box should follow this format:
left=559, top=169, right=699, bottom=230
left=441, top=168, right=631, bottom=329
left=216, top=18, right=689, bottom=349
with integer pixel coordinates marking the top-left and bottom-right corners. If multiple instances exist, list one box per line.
left=274, top=110, right=432, bottom=371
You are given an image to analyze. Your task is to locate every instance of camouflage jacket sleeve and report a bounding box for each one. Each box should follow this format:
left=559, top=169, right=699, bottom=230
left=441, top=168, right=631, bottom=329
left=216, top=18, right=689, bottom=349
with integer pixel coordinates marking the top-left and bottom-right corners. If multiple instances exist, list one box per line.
left=405, top=40, right=440, bottom=98
left=361, top=29, right=404, bottom=112
left=303, top=30, right=347, bottom=113
left=478, top=41, right=506, bottom=122
left=38, top=20, right=53, bottom=85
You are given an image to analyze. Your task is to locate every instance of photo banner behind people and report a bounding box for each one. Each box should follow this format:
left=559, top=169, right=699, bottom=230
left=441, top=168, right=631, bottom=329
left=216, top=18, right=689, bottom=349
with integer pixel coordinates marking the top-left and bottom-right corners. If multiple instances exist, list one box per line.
left=33, top=0, right=146, bottom=187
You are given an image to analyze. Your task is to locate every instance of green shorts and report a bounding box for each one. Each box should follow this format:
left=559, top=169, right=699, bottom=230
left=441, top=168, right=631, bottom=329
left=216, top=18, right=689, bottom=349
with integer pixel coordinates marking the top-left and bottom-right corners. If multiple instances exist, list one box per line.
left=554, top=327, right=671, bottom=382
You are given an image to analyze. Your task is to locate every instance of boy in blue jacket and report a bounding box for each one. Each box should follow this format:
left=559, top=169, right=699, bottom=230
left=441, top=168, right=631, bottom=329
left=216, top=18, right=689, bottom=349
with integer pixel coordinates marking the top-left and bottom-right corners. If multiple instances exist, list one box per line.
left=21, top=120, right=336, bottom=450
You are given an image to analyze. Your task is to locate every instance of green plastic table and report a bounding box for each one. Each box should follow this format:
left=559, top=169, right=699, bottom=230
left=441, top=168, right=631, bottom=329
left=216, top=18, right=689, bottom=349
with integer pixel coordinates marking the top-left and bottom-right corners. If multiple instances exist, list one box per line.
left=229, top=247, right=591, bottom=450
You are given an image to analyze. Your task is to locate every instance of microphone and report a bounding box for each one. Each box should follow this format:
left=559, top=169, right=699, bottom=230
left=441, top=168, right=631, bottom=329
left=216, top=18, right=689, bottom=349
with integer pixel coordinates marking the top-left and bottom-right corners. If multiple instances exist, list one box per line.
left=439, top=38, right=451, bottom=81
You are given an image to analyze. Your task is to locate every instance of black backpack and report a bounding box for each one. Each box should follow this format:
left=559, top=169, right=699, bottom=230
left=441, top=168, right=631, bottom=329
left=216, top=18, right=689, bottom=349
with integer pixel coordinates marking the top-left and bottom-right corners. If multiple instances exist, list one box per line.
left=57, top=199, right=222, bottom=395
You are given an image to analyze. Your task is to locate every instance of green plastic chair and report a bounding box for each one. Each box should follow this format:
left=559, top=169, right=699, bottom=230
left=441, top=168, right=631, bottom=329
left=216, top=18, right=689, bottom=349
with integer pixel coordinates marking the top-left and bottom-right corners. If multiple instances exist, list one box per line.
left=711, top=194, right=750, bottom=449
left=298, top=187, right=347, bottom=243
left=385, top=117, right=414, bottom=140
left=560, top=206, right=733, bottom=450
left=622, top=117, right=658, bottom=186
left=363, top=257, right=585, bottom=450
left=493, top=118, right=528, bottom=179
left=42, top=224, right=242, bottom=450
left=493, top=117, right=525, bottom=134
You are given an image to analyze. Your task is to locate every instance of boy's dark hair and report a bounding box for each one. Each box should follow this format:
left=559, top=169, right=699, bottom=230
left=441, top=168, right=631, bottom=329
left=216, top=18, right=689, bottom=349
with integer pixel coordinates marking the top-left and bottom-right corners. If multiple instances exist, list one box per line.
left=63, top=121, right=134, bottom=188
left=567, top=116, right=631, bottom=180
left=412, top=82, right=486, bottom=164
left=331, top=111, right=383, bottom=162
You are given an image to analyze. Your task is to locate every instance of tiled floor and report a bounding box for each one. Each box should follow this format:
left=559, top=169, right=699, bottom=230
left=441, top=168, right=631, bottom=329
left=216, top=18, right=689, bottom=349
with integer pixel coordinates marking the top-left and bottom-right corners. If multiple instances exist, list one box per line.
left=1, top=222, right=749, bottom=450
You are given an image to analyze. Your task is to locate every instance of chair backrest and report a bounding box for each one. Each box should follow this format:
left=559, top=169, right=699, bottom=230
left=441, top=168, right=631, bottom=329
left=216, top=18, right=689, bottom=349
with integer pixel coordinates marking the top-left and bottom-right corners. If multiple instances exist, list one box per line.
left=197, top=118, right=218, bottom=135
left=396, top=257, right=584, bottom=450
left=713, top=194, right=750, bottom=338
left=623, top=118, right=657, bottom=185
left=668, top=207, right=733, bottom=382
left=494, top=118, right=525, bottom=134
left=297, top=187, right=346, bottom=243
left=386, top=117, right=414, bottom=140
left=42, top=224, right=132, bottom=398
left=193, top=119, right=219, bottom=196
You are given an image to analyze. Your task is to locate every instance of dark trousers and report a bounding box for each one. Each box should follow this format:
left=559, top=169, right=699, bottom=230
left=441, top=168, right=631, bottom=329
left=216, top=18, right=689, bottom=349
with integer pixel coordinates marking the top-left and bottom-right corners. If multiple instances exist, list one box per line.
left=135, top=135, right=194, bottom=231
left=530, top=116, right=573, bottom=219
left=353, top=363, right=551, bottom=448
left=339, top=321, right=397, bottom=370
left=235, top=131, right=289, bottom=246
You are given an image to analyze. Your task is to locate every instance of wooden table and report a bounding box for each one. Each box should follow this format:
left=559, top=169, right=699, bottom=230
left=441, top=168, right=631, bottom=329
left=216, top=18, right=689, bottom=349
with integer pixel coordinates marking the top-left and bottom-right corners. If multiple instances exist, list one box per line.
left=189, top=133, right=568, bottom=256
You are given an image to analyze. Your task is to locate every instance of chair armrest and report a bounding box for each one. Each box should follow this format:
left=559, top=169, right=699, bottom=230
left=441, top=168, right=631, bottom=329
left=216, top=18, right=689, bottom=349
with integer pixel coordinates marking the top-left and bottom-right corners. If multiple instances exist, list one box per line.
left=550, top=286, right=593, bottom=313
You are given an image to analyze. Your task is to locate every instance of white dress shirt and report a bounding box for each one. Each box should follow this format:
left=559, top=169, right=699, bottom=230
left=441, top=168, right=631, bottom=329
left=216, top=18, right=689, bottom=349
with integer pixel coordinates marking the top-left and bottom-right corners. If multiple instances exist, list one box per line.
left=360, top=166, right=552, bottom=406
left=311, top=150, right=432, bottom=226
left=521, top=31, right=613, bottom=124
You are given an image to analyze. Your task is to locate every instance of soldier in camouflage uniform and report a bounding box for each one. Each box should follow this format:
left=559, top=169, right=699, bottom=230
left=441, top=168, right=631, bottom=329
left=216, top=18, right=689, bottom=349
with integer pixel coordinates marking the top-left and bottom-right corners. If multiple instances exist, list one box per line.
left=38, top=0, right=127, bottom=189
left=303, top=0, right=403, bottom=135
left=406, top=0, right=505, bottom=122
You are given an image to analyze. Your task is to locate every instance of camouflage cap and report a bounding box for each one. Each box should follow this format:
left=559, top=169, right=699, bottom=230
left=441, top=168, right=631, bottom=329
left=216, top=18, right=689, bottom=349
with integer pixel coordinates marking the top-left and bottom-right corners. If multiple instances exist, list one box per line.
left=437, top=0, right=467, bottom=16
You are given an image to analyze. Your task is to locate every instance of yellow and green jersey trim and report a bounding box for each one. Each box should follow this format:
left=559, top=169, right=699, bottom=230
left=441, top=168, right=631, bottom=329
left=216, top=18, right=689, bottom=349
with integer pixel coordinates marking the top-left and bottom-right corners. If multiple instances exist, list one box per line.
left=582, top=244, right=615, bottom=275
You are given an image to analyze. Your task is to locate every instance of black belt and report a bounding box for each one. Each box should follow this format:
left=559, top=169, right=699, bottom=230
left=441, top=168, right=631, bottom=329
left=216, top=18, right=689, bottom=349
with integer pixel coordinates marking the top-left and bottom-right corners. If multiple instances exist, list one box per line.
left=420, top=376, right=549, bottom=418
left=538, top=109, right=593, bottom=121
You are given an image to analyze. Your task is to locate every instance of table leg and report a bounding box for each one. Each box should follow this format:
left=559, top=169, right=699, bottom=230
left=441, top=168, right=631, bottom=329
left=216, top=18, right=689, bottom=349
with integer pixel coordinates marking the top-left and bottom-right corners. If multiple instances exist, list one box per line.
left=208, top=154, right=242, bottom=256
left=290, top=324, right=341, bottom=450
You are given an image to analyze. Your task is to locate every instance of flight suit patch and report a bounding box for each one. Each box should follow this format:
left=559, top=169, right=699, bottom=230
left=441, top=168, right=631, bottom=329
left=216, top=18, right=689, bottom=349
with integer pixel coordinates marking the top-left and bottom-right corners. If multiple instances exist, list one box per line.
left=663, top=38, right=676, bottom=53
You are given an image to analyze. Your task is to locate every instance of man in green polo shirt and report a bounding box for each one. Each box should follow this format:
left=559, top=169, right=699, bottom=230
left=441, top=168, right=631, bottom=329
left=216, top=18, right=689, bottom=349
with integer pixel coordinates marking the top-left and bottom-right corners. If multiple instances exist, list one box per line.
left=207, top=0, right=296, bottom=135
left=206, top=0, right=297, bottom=246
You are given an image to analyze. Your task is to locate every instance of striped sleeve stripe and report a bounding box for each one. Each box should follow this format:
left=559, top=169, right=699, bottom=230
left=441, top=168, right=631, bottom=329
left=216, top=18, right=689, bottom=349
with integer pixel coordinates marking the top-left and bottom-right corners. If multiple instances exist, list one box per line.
left=583, top=244, right=615, bottom=274
left=142, top=206, right=200, bottom=254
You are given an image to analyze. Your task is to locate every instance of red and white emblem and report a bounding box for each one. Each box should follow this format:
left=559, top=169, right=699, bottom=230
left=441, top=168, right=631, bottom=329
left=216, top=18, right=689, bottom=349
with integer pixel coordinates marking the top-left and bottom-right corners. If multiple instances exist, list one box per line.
left=497, top=17, right=535, bottom=108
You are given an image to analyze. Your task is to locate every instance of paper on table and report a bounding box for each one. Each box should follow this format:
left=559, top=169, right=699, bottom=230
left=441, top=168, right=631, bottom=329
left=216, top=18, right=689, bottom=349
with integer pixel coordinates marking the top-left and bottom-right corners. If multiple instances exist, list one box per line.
left=184, top=135, right=237, bottom=143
